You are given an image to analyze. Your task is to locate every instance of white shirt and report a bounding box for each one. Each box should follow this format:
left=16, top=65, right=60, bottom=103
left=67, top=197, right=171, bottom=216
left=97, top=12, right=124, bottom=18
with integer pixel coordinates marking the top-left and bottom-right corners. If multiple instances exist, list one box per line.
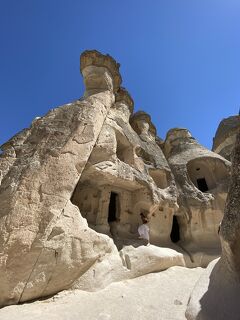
left=138, top=224, right=150, bottom=241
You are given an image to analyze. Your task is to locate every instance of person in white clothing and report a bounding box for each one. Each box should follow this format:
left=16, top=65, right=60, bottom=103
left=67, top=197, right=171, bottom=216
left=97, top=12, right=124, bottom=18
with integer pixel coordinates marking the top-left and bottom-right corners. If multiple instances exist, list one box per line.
left=138, top=213, right=150, bottom=245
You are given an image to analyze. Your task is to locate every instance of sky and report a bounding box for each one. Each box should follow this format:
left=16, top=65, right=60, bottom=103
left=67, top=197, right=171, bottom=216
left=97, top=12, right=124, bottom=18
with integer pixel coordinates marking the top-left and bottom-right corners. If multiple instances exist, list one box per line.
left=0, top=0, right=240, bottom=149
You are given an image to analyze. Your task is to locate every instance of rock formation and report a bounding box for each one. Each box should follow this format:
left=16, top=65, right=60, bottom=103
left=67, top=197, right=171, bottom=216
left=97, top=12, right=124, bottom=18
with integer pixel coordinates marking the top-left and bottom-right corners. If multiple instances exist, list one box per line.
left=164, top=128, right=231, bottom=266
left=71, top=103, right=178, bottom=247
left=0, top=50, right=231, bottom=307
left=186, top=130, right=240, bottom=320
left=212, top=114, right=240, bottom=161
left=0, top=50, right=124, bottom=307
left=0, top=266, right=204, bottom=320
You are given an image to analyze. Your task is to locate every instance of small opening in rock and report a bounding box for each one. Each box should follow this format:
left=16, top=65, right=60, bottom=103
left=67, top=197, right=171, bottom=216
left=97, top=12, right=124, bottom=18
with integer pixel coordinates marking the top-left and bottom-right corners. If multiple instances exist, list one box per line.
left=135, top=147, right=154, bottom=165
left=108, top=192, right=118, bottom=222
left=115, top=132, right=133, bottom=165
left=170, top=215, right=180, bottom=243
left=149, top=169, right=170, bottom=189
left=116, top=140, right=126, bottom=162
left=196, top=178, right=208, bottom=192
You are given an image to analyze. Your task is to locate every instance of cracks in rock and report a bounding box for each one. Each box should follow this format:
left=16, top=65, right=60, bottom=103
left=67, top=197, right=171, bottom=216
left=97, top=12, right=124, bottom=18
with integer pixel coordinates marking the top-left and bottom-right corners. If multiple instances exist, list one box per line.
left=18, top=201, right=70, bottom=302
left=18, top=247, right=43, bottom=304
left=61, top=150, right=78, bottom=156
left=40, top=248, right=59, bottom=298
left=177, top=243, right=195, bottom=264
left=119, top=251, right=131, bottom=270
left=69, top=102, right=114, bottom=200
left=3, top=98, right=114, bottom=305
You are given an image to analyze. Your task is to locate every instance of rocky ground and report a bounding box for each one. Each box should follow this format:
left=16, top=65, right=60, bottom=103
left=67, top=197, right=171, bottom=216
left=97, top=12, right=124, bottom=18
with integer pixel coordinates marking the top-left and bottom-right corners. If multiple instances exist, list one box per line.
left=0, top=266, right=203, bottom=320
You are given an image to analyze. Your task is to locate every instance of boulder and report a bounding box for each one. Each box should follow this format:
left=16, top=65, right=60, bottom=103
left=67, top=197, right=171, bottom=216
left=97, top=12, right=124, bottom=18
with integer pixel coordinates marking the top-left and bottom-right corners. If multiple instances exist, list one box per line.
left=119, top=244, right=185, bottom=276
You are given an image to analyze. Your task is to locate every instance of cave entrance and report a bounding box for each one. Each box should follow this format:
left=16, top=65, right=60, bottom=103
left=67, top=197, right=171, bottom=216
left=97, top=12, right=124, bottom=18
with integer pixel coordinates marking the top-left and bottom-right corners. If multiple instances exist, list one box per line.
left=196, top=178, right=208, bottom=192
left=170, top=215, right=180, bottom=243
left=108, top=192, right=118, bottom=223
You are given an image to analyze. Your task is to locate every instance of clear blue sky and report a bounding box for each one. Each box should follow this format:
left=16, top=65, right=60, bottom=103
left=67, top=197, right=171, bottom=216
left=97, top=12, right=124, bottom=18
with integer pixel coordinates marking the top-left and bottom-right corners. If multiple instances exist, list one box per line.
left=0, top=0, right=239, bottom=148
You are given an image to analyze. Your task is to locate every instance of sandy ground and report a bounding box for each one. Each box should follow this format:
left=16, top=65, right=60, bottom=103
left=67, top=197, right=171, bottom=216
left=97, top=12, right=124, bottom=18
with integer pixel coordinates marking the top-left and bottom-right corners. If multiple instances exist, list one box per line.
left=0, top=266, right=204, bottom=320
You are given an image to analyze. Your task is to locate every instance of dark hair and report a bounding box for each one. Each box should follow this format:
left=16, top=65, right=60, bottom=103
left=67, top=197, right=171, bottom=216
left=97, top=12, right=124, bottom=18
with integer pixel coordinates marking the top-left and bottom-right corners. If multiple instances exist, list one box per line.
left=140, top=213, right=148, bottom=224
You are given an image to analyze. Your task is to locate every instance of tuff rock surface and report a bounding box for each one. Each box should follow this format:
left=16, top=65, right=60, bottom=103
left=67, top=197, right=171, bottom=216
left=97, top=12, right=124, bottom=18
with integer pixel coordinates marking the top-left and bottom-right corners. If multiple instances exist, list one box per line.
left=164, top=128, right=231, bottom=266
left=0, top=266, right=204, bottom=320
left=0, top=50, right=232, bottom=307
left=212, top=115, right=240, bottom=161
left=186, top=130, right=240, bottom=320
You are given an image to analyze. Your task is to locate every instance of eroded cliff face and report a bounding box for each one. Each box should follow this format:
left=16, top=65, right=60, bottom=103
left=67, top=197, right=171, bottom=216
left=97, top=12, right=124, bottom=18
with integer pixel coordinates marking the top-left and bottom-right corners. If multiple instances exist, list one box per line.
left=71, top=97, right=178, bottom=248
left=212, top=115, right=240, bottom=161
left=186, top=131, right=240, bottom=320
left=0, top=50, right=231, bottom=307
left=221, top=131, right=240, bottom=270
left=0, top=51, right=125, bottom=306
left=164, top=128, right=231, bottom=266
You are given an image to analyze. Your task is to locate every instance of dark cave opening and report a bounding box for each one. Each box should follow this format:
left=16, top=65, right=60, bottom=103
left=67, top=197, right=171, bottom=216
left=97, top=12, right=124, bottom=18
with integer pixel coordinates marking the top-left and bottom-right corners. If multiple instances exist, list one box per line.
left=196, top=178, right=209, bottom=192
left=108, top=192, right=118, bottom=223
left=170, top=215, right=180, bottom=243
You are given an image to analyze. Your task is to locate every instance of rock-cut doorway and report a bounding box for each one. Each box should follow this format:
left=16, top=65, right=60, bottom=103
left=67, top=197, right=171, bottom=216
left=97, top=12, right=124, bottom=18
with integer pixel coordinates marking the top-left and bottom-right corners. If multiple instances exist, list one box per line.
left=170, top=215, right=180, bottom=243
left=108, top=192, right=118, bottom=223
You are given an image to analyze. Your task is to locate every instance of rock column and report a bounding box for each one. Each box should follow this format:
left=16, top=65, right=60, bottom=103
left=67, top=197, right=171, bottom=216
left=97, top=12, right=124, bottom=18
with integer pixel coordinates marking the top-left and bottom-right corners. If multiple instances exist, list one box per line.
left=186, top=131, right=240, bottom=320
left=0, top=50, right=121, bottom=306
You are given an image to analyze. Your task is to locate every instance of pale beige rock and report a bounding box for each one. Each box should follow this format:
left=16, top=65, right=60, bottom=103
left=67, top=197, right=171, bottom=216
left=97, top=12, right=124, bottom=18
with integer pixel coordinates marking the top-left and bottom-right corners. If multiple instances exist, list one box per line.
left=119, top=245, right=185, bottom=276
left=71, top=97, right=178, bottom=247
left=212, top=115, right=240, bottom=161
left=80, top=50, right=122, bottom=95
left=0, top=266, right=204, bottom=320
left=186, top=258, right=240, bottom=320
left=0, top=50, right=122, bottom=307
left=186, top=131, right=240, bottom=320
left=0, top=49, right=231, bottom=308
left=164, top=128, right=231, bottom=267
left=71, top=244, right=186, bottom=291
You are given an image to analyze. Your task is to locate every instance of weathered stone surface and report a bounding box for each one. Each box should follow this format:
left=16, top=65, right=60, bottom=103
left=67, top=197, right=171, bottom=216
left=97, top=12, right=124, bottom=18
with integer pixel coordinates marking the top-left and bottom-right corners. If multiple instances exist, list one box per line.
left=212, top=115, right=240, bottom=161
left=80, top=50, right=122, bottom=95
left=0, top=49, right=231, bottom=308
left=186, top=131, right=240, bottom=320
left=71, top=97, right=178, bottom=247
left=164, top=128, right=231, bottom=266
left=0, top=266, right=204, bottom=320
left=70, top=244, right=186, bottom=292
left=119, top=245, right=185, bottom=276
left=0, top=50, right=120, bottom=307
